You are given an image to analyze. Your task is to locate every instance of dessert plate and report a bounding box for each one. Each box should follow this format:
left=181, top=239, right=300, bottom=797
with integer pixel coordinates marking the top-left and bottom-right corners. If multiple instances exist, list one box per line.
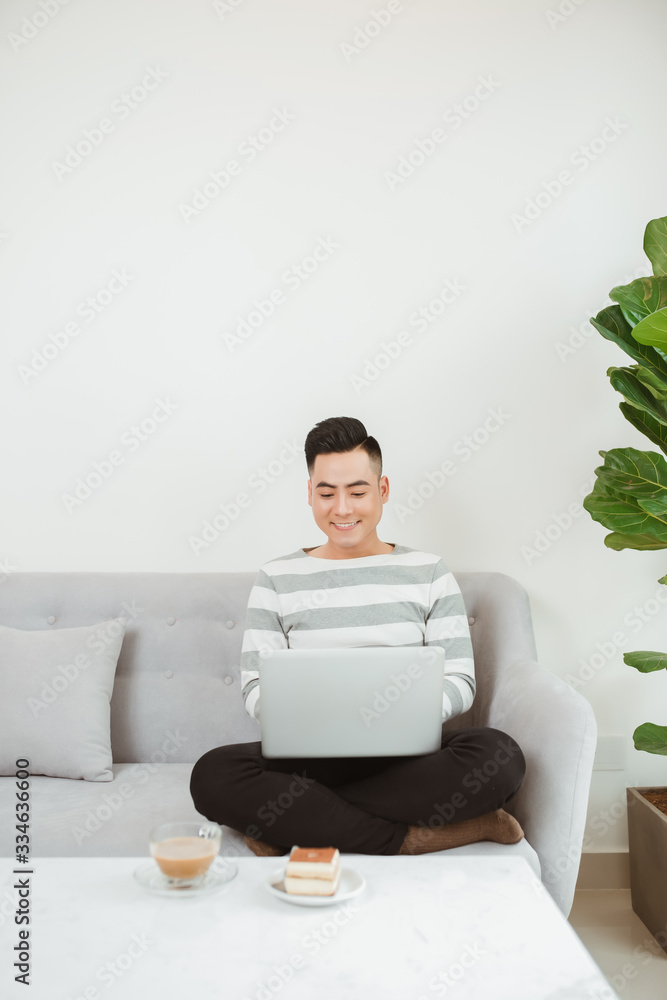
left=266, top=866, right=365, bottom=907
left=134, top=857, right=238, bottom=897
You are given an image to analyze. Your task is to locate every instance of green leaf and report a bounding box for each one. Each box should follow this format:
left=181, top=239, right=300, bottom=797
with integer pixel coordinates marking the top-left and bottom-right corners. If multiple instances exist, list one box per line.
left=583, top=485, right=667, bottom=541
left=610, top=276, right=667, bottom=327
left=619, top=402, right=667, bottom=457
left=624, top=650, right=667, bottom=672
left=608, top=367, right=667, bottom=424
left=644, top=216, right=667, bottom=277
left=633, top=365, right=667, bottom=399
left=633, top=722, right=667, bottom=755
left=591, top=304, right=667, bottom=378
left=604, top=531, right=667, bottom=550
left=638, top=496, right=667, bottom=516
left=631, top=307, right=667, bottom=351
left=658, top=573, right=667, bottom=584
left=592, top=446, right=667, bottom=501
left=583, top=450, right=667, bottom=543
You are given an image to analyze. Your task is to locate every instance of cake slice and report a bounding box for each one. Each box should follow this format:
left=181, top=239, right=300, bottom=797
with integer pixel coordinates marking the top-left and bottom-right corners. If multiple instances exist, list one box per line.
left=284, top=846, right=341, bottom=895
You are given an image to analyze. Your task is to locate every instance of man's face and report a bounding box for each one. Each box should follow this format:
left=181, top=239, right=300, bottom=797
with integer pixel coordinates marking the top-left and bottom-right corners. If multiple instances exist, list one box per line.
left=307, top=447, right=389, bottom=555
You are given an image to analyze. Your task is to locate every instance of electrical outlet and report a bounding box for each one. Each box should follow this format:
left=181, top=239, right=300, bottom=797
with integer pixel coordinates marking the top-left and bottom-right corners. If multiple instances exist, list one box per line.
left=593, top=735, right=626, bottom=770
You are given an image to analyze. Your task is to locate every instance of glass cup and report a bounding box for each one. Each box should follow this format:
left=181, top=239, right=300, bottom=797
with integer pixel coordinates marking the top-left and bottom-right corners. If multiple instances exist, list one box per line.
left=149, top=821, right=222, bottom=888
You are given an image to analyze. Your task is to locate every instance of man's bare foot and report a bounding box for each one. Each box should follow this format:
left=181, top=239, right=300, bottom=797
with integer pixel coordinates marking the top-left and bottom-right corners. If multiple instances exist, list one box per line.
left=399, top=808, right=524, bottom=855
left=243, top=834, right=285, bottom=857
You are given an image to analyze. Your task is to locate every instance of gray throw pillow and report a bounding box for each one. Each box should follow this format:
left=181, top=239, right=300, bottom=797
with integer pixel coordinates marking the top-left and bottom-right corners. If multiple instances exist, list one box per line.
left=0, top=619, right=126, bottom=781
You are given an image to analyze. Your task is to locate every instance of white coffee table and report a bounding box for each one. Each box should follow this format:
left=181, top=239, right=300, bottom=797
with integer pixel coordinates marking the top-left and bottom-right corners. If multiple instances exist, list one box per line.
left=0, top=854, right=618, bottom=1000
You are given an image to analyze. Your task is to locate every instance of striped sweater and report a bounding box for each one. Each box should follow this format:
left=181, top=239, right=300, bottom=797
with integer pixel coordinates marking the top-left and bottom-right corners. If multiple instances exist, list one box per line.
left=240, top=544, right=475, bottom=725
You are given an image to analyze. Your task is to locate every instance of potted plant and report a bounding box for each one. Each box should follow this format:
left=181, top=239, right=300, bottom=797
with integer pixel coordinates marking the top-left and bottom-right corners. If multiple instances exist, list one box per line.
left=582, top=213, right=667, bottom=952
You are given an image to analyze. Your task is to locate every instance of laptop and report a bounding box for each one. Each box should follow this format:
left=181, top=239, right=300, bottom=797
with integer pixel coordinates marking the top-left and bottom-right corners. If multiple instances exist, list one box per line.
left=258, top=646, right=445, bottom=758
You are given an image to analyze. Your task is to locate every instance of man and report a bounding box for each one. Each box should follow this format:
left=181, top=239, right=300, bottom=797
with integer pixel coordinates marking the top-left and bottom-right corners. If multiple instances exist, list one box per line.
left=190, top=416, right=526, bottom=856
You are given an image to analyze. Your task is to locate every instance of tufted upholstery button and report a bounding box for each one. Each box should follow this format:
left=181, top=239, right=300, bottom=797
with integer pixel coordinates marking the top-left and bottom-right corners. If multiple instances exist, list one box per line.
left=223, top=675, right=233, bottom=685
left=46, top=616, right=56, bottom=625
left=225, top=620, right=235, bottom=629
left=166, top=616, right=176, bottom=626
left=468, top=616, right=475, bottom=625
left=164, top=670, right=174, bottom=679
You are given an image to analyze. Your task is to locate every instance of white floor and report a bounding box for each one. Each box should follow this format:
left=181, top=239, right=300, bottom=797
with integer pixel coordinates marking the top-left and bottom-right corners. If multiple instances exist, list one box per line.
left=568, top=890, right=667, bottom=998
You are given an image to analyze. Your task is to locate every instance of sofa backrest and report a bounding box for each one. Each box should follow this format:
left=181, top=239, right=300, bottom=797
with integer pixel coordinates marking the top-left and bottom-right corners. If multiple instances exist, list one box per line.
left=0, top=570, right=538, bottom=763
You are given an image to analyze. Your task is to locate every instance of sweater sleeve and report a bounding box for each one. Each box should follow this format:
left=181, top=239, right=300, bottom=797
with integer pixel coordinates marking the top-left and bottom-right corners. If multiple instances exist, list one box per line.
left=240, top=568, right=288, bottom=723
left=425, top=559, right=476, bottom=723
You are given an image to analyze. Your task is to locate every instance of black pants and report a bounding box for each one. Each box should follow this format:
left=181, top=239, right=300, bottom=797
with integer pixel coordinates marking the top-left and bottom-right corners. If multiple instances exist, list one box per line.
left=189, top=725, right=526, bottom=856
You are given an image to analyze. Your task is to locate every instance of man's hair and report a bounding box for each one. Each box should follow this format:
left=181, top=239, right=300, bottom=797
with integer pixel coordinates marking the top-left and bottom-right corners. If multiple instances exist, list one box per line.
left=304, top=416, right=383, bottom=482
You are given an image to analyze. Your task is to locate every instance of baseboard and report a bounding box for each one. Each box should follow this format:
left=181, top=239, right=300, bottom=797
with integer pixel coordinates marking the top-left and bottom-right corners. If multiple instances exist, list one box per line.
left=575, top=852, right=630, bottom=891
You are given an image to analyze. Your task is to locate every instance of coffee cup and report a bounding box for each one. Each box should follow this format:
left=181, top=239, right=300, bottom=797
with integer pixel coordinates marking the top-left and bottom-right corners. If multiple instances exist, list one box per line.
left=149, top=821, right=222, bottom=886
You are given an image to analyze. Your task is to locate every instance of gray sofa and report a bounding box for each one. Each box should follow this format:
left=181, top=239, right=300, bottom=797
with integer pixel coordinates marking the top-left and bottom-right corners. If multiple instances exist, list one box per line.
left=0, top=569, right=597, bottom=917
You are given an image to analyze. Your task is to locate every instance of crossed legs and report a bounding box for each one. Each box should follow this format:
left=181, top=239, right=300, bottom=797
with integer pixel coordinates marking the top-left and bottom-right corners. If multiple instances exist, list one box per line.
left=190, top=726, right=526, bottom=856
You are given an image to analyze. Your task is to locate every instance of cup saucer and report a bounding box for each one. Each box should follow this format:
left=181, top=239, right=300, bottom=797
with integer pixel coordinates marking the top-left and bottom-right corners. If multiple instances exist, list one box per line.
left=134, top=857, right=238, bottom=897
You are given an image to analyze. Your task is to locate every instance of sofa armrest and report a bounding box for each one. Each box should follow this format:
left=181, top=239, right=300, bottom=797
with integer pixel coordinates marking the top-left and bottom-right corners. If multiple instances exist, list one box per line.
left=487, top=658, right=597, bottom=917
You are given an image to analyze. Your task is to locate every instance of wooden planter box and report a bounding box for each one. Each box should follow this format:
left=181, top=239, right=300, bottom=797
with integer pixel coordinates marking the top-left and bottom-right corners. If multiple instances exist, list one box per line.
left=627, top=786, right=667, bottom=953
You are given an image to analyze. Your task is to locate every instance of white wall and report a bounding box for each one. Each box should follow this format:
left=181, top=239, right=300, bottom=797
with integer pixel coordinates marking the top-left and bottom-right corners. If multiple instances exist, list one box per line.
left=2, top=0, right=667, bottom=853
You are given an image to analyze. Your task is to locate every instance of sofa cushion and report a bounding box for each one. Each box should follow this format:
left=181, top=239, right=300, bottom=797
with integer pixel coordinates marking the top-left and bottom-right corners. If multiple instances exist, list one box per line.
left=0, top=572, right=263, bottom=763
left=0, top=763, right=542, bottom=882
left=0, top=763, right=241, bottom=857
left=0, top=618, right=126, bottom=781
